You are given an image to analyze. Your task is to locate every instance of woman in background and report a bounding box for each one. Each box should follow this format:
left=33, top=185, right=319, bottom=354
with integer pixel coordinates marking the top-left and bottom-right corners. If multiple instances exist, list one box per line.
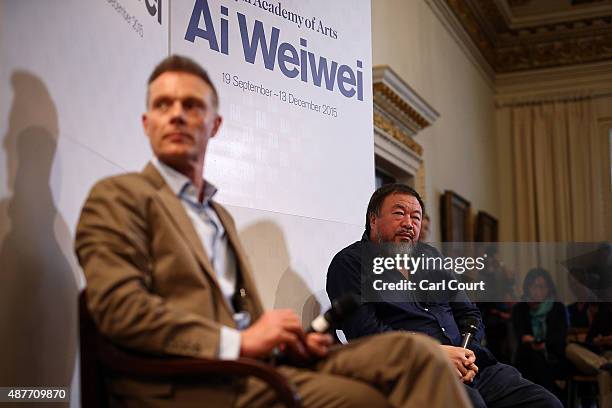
left=512, top=267, right=568, bottom=402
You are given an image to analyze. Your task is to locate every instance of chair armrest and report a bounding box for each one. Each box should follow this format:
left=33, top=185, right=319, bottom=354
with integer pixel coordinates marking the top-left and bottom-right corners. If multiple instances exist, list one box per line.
left=96, top=340, right=301, bottom=407
left=79, top=290, right=301, bottom=407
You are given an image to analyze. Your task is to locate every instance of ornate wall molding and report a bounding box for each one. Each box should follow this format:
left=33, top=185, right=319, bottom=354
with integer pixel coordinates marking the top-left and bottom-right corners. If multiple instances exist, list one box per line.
left=373, top=66, right=440, bottom=138
left=373, top=111, right=423, bottom=156
left=427, top=0, right=612, bottom=74
left=372, top=66, right=439, bottom=187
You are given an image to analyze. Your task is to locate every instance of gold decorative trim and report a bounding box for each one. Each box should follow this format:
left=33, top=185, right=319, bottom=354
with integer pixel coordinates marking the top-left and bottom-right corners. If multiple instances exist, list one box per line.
left=373, top=111, right=424, bottom=156
left=417, top=162, right=427, bottom=204
left=373, top=83, right=431, bottom=129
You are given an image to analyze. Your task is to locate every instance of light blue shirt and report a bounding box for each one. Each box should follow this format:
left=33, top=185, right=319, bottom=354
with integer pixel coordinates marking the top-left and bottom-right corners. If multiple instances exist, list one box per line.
left=152, top=158, right=242, bottom=359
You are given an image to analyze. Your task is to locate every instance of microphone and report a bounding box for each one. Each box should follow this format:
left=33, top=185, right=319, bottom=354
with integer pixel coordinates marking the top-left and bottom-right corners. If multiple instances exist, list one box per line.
left=308, top=293, right=359, bottom=334
left=460, top=318, right=479, bottom=349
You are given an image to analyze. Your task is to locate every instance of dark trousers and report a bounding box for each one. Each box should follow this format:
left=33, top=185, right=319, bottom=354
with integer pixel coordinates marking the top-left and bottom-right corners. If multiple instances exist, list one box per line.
left=464, top=362, right=563, bottom=408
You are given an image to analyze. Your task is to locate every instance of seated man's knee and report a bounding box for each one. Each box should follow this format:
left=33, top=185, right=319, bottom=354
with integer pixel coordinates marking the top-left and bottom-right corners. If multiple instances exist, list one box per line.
left=338, top=382, right=390, bottom=408
left=518, top=383, right=564, bottom=408
left=301, top=376, right=390, bottom=408
left=374, top=332, right=440, bottom=352
left=389, top=332, right=443, bottom=358
left=363, top=332, right=447, bottom=371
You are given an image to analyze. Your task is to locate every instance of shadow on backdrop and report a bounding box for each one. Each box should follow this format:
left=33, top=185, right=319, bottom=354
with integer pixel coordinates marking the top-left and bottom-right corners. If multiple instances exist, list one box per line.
left=239, top=220, right=321, bottom=327
left=0, top=71, right=77, bottom=403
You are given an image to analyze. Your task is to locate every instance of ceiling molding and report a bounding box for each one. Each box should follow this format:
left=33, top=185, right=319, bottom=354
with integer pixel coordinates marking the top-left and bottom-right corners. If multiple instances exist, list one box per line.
left=425, top=0, right=496, bottom=84
left=508, top=6, right=612, bottom=28
left=496, top=0, right=517, bottom=26
left=436, top=0, right=612, bottom=73
left=396, top=1, right=612, bottom=106
left=495, top=60, right=612, bottom=106
left=499, top=0, right=612, bottom=28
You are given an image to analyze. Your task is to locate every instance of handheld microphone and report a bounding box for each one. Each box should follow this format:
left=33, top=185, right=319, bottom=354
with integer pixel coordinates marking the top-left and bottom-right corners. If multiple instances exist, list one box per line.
left=308, top=293, right=359, bottom=334
left=460, top=318, right=479, bottom=349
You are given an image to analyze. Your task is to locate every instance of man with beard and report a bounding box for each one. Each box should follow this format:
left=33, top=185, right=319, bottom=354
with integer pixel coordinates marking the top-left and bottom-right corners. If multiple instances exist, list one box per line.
left=326, top=183, right=563, bottom=408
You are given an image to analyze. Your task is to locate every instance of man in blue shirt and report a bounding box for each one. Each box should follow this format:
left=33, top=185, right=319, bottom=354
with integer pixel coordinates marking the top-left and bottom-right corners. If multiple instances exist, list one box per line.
left=327, top=183, right=563, bottom=408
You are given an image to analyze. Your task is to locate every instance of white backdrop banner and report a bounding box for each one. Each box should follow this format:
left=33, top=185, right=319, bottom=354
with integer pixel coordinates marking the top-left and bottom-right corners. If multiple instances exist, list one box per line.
left=0, top=1, right=373, bottom=406
left=171, top=0, right=374, bottom=225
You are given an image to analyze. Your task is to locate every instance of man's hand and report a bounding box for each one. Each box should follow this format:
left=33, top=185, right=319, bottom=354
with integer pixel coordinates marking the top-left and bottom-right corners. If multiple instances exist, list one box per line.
left=305, top=333, right=333, bottom=358
left=521, top=334, right=535, bottom=344
left=593, top=335, right=603, bottom=347
left=239, top=310, right=305, bottom=358
left=498, top=311, right=511, bottom=320
left=594, top=334, right=612, bottom=348
left=440, top=345, right=478, bottom=383
left=593, top=334, right=612, bottom=348
left=280, top=332, right=334, bottom=366
left=522, top=334, right=546, bottom=351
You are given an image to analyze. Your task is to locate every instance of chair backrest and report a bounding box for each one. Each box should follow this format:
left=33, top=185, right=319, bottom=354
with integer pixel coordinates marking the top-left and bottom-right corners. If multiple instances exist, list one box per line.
left=78, top=291, right=110, bottom=408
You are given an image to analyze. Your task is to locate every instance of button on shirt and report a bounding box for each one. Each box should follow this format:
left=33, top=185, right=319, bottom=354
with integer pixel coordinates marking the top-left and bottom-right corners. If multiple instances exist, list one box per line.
left=152, top=158, right=243, bottom=359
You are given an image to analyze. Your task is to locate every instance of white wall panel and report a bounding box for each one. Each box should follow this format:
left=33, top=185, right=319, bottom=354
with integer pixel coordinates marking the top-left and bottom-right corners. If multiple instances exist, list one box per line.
left=372, top=0, right=498, bottom=241
left=227, top=204, right=363, bottom=322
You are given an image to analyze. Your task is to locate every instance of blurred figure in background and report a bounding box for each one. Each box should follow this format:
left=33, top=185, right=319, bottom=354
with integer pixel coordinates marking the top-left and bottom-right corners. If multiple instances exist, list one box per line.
left=567, top=302, right=598, bottom=331
left=566, top=303, right=612, bottom=408
left=418, top=214, right=430, bottom=242
left=478, top=246, right=517, bottom=364
left=513, top=267, right=569, bottom=402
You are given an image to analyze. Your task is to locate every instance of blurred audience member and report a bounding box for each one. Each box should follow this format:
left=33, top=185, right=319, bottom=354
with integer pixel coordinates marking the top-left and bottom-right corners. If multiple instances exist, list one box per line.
left=512, top=267, right=568, bottom=401
left=567, top=302, right=598, bottom=331
left=478, top=246, right=517, bottom=363
left=566, top=303, right=612, bottom=407
left=418, top=214, right=430, bottom=242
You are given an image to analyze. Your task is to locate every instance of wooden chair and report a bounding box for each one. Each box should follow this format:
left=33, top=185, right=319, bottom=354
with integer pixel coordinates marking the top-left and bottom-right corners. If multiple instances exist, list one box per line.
left=567, top=374, right=599, bottom=408
left=79, top=290, right=301, bottom=407
left=566, top=330, right=599, bottom=407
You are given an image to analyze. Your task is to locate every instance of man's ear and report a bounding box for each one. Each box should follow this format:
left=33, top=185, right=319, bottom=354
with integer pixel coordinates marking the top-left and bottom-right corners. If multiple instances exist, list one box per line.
left=368, top=213, right=377, bottom=234
left=142, top=113, right=148, bottom=135
left=210, top=114, right=223, bottom=138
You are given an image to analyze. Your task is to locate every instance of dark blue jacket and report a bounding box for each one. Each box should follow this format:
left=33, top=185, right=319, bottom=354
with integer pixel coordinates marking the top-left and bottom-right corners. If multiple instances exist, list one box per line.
left=326, top=236, right=497, bottom=368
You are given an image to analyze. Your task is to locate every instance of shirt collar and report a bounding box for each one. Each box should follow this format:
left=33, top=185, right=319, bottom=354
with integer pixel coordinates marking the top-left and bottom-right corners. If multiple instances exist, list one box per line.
left=151, top=157, right=218, bottom=204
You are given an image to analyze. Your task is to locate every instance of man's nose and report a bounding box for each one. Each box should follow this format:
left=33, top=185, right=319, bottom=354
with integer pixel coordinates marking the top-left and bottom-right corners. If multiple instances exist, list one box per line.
left=400, top=217, right=414, bottom=229
left=169, top=101, right=186, bottom=123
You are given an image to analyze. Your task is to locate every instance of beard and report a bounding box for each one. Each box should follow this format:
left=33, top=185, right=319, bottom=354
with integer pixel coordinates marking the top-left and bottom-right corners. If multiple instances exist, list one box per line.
left=396, top=241, right=416, bottom=257
left=394, top=240, right=416, bottom=258
left=374, top=230, right=416, bottom=258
